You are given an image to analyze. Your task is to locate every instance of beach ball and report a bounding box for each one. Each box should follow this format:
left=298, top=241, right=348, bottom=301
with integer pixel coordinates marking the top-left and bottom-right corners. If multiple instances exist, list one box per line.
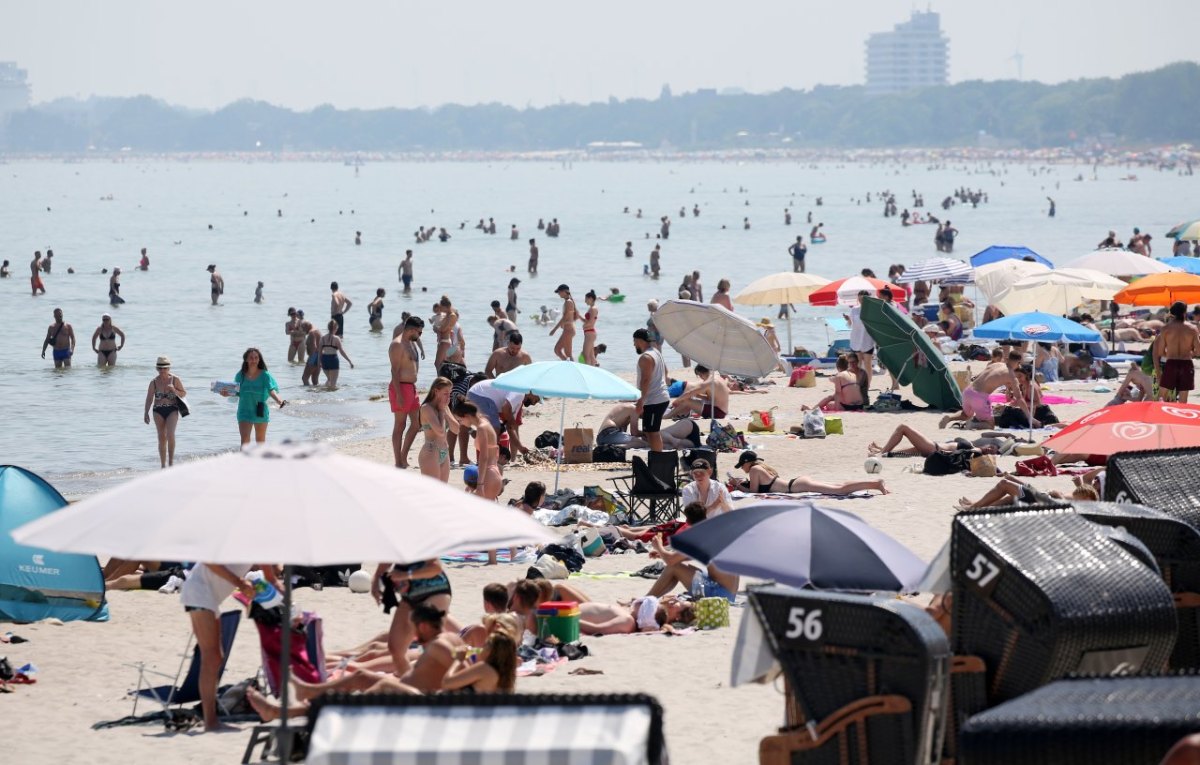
left=864, top=457, right=883, bottom=474
left=348, top=569, right=372, bottom=594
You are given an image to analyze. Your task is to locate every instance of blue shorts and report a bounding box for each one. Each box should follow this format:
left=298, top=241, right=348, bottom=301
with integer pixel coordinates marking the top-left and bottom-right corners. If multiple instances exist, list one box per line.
left=402, top=275, right=412, bottom=288
left=52, top=348, right=72, bottom=361
left=320, top=354, right=340, bottom=370
left=691, top=568, right=736, bottom=603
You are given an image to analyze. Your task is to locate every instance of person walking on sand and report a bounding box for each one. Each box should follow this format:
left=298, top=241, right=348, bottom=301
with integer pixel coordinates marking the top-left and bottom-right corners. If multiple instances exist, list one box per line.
left=418, top=377, right=459, bottom=483
left=41, top=307, right=75, bottom=368
left=633, top=328, right=671, bottom=452
left=399, top=250, right=414, bottom=294
left=453, top=400, right=504, bottom=564
left=1155, top=301, right=1200, bottom=404
left=550, top=284, right=578, bottom=360
left=390, top=316, right=424, bottom=468
left=581, top=290, right=600, bottom=365
left=206, top=264, right=223, bottom=305
left=144, top=356, right=186, bottom=468
left=30, top=252, right=45, bottom=295
left=91, top=313, right=125, bottom=367
left=223, top=347, right=287, bottom=448
left=528, top=238, right=539, bottom=274
left=330, top=281, right=353, bottom=337
left=318, top=320, right=354, bottom=387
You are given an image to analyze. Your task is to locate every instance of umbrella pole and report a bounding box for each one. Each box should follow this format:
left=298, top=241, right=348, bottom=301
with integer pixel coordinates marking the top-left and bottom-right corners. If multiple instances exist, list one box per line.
left=1029, top=362, right=1036, bottom=443
left=278, top=564, right=293, bottom=762
left=784, top=306, right=793, bottom=355
left=555, top=399, right=565, bottom=493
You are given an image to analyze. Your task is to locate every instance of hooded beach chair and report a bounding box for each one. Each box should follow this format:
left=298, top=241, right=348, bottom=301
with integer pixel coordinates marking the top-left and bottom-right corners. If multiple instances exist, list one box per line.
left=129, top=609, right=241, bottom=716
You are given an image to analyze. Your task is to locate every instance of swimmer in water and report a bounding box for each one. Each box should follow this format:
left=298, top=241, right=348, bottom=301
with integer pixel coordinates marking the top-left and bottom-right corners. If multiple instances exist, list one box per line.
left=368, top=288, right=386, bottom=331
left=92, top=313, right=125, bottom=367
left=254, top=282, right=264, bottom=304
left=138, top=248, right=149, bottom=270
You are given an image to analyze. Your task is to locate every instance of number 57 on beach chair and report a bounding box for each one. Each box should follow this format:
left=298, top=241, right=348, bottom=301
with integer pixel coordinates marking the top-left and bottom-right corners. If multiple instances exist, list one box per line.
left=127, top=609, right=241, bottom=717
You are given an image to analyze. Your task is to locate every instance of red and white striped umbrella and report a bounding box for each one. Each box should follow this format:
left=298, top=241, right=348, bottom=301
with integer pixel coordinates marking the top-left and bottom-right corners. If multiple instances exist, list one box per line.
left=807, top=276, right=908, bottom=307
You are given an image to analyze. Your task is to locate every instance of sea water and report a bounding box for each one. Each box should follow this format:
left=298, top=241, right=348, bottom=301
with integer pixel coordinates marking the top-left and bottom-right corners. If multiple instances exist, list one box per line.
left=0, top=159, right=1190, bottom=495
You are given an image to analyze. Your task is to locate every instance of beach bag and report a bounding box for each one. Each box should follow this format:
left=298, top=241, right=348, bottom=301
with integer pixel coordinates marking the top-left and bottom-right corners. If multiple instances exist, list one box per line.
left=923, top=449, right=973, bottom=476
left=562, top=424, right=593, bottom=464
left=583, top=485, right=622, bottom=515
left=968, top=454, right=998, bottom=478
left=591, top=444, right=626, bottom=463
left=748, top=408, right=777, bottom=432
left=790, top=366, right=816, bottom=388
left=694, top=597, right=731, bottom=629
left=528, top=555, right=569, bottom=580
left=706, top=422, right=740, bottom=451
left=176, top=396, right=191, bottom=418
left=823, top=415, right=843, bottom=435
left=1016, top=455, right=1057, bottom=477
left=802, top=409, right=826, bottom=438
left=873, top=392, right=903, bottom=412
left=534, top=430, right=560, bottom=449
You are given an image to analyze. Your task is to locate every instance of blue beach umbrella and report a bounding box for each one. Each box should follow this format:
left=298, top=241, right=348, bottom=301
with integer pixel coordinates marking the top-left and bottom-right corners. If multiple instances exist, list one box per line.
left=671, top=501, right=927, bottom=592
left=971, top=245, right=1052, bottom=268
left=493, top=361, right=640, bottom=490
left=1159, top=257, right=1200, bottom=275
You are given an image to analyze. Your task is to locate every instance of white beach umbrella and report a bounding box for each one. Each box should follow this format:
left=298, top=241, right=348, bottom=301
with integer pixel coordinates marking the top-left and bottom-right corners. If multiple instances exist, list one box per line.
left=11, top=441, right=555, bottom=758
left=974, top=260, right=1051, bottom=303
left=994, top=268, right=1126, bottom=316
left=654, top=300, right=782, bottom=377
left=1062, top=248, right=1178, bottom=277
left=893, top=257, right=973, bottom=284
left=732, top=272, right=832, bottom=350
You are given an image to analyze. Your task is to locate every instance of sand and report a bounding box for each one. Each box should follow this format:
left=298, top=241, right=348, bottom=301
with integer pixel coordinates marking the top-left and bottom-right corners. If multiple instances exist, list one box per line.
left=3, top=362, right=1119, bottom=764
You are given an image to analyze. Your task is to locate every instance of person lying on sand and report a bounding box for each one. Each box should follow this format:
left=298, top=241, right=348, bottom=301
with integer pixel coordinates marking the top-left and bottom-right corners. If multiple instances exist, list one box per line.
left=508, top=579, right=593, bottom=634
left=957, top=477, right=1097, bottom=509
left=732, top=451, right=888, bottom=496
left=596, top=402, right=702, bottom=450
left=578, top=501, right=707, bottom=546
left=868, top=424, right=1012, bottom=458
left=578, top=596, right=694, bottom=635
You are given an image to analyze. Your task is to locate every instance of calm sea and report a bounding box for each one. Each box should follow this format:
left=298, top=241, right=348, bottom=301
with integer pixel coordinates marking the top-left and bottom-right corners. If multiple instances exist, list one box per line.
left=0, top=159, right=1191, bottom=495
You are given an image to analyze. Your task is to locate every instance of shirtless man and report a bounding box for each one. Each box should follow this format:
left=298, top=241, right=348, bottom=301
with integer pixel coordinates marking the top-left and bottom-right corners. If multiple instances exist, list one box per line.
left=814, top=355, right=865, bottom=411
left=596, top=402, right=702, bottom=451
left=940, top=351, right=1023, bottom=429
left=330, top=281, right=353, bottom=337
left=399, top=250, right=414, bottom=294
left=285, top=308, right=305, bottom=363
left=301, top=321, right=321, bottom=386
left=645, top=530, right=739, bottom=604
left=433, top=296, right=459, bottom=370
left=527, top=238, right=539, bottom=274
left=649, top=245, right=661, bottom=279
left=666, top=365, right=731, bottom=420
left=206, top=264, right=223, bottom=305
left=1154, top=301, right=1200, bottom=403
left=390, top=316, right=424, bottom=467
left=487, top=312, right=517, bottom=352
left=484, top=332, right=531, bottom=378
left=549, top=284, right=577, bottom=361
left=30, top=252, right=45, bottom=295
left=41, top=308, right=75, bottom=368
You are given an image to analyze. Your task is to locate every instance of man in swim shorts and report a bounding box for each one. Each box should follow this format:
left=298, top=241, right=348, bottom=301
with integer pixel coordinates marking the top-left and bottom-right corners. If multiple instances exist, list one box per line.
left=399, top=250, right=414, bottom=294
left=41, top=307, right=75, bottom=368
left=940, top=351, right=1023, bottom=429
left=633, top=328, right=671, bottom=451
left=389, top=316, right=424, bottom=467
left=596, top=402, right=702, bottom=450
left=1154, top=301, right=1200, bottom=403
left=330, top=281, right=353, bottom=337
left=30, top=251, right=45, bottom=295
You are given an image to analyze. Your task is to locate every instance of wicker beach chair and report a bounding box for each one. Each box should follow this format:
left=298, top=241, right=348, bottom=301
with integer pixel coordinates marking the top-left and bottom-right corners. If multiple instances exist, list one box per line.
left=749, top=585, right=951, bottom=765
left=303, top=692, right=667, bottom=765
left=951, top=508, right=1177, bottom=705
left=1105, top=446, right=1200, bottom=530
left=959, top=675, right=1200, bottom=765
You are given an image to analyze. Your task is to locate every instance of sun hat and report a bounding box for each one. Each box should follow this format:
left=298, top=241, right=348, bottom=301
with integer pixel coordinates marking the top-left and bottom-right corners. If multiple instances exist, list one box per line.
left=101, top=313, right=111, bottom=320
left=757, top=318, right=774, bottom=328
left=206, top=264, right=216, bottom=271
left=155, top=356, right=172, bottom=368
left=735, top=451, right=759, bottom=468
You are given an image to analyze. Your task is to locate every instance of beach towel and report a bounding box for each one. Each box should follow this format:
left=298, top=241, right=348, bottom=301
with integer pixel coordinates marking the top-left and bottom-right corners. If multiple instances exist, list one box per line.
left=988, top=393, right=1082, bottom=405
left=440, top=549, right=512, bottom=564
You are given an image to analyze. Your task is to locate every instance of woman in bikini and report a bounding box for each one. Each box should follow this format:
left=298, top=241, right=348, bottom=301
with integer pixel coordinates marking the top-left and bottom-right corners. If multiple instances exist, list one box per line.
left=445, top=631, right=518, bottom=694
left=318, top=319, right=354, bottom=388
left=505, top=278, right=520, bottom=323
left=369, top=559, right=454, bottom=677
left=434, top=296, right=458, bottom=370
left=143, top=355, right=186, bottom=468
left=418, top=377, right=459, bottom=483
left=581, top=290, right=600, bottom=366
left=367, top=288, right=386, bottom=332
left=91, top=313, right=125, bottom=367
left=733, top=451, right=888, bottom=496
left=286, top=309, right=306, bottom=363
left=452, top=399, right=504, bottom=564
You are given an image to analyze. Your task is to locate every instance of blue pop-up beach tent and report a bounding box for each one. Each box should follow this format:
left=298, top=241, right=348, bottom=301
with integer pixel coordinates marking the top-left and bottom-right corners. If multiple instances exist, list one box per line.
left=0, top=465, right=108, bottom=622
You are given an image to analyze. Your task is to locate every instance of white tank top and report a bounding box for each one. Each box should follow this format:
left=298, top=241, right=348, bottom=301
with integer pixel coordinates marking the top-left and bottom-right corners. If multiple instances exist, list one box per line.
left=640, top=348, right=670, bottom=405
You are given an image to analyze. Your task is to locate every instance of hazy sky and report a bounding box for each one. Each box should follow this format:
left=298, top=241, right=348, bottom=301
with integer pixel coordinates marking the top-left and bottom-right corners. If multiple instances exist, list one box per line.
left=4, top=1, right=1198, bottom=110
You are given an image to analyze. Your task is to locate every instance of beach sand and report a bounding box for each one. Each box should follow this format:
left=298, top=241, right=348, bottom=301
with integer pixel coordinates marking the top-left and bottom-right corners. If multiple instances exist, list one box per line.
left=3, top=362, right=1118, bottom=764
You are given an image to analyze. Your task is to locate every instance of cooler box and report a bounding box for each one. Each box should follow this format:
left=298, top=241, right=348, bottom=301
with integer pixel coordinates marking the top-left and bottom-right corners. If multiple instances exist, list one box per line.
left=536, top=601, right=581, bottom=643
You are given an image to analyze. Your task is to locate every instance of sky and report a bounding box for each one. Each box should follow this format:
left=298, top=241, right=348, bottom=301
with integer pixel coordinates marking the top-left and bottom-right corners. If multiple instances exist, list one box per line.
left=3, top=0, right=1198, bottom=111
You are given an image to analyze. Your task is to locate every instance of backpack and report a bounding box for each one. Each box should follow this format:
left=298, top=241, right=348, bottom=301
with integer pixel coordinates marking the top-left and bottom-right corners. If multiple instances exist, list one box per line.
left=534, top=430, right=561, bottom=449
left=923, top=449, right=973, bottom=476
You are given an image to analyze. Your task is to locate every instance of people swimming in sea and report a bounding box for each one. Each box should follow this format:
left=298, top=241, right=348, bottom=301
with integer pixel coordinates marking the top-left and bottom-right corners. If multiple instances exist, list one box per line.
left=92, top=313, right=125, bottom=368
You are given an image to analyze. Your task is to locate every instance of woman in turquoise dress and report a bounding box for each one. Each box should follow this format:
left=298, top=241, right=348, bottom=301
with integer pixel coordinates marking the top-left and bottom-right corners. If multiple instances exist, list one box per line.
left=228, top=347, right=287, bottom=447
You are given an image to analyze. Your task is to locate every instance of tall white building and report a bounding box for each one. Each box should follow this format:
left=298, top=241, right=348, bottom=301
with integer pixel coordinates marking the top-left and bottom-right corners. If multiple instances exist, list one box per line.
left=0, top=62, right=31, bottom=113
left=865, top=11, right=949, bottom=95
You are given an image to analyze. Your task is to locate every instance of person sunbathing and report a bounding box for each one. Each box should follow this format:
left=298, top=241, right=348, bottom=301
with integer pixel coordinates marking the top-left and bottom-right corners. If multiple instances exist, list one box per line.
left=596, top=401, right=702, bottom=450
left=578, top=501, right=707, bottom=546
left=442, top=630, right=518, bottom=693
left=578, top=596, right=694, bottom=635
left=105, top=561, right=187, bottom=591
left=732, top=451, right=888, bottom=495
left=868, top=423, right=1011, bottom=458
left=508, top=578, right=594, bottom=634
left=246, top=603, right=463, bottom=721
left=957, top=477, right=1098, bottom=509
left=666, top=365, right=731, bottom=420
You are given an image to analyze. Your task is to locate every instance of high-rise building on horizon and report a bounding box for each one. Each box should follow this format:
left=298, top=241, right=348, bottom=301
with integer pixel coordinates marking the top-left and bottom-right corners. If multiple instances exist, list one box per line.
left=865, top=11, right=949, bottom=95
left=0, top=62, right=31, bottom=113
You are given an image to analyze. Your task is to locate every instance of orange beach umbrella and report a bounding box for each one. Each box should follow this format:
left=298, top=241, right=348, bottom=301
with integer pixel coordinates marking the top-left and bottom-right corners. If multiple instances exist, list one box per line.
left=1113, top=273, right=1200, bottom=307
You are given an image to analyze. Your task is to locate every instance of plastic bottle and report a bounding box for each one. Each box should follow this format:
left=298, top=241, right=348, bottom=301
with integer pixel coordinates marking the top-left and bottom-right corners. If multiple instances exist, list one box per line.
left=246, top=571, right=284, bottom=609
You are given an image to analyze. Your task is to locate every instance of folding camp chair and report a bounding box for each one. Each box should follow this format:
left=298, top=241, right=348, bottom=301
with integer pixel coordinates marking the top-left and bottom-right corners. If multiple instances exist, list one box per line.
left=128, top=609, right=241, bottom=716
left=253, top=613, right=327, bottom=696
left=609, top=450, right=681, bottom=525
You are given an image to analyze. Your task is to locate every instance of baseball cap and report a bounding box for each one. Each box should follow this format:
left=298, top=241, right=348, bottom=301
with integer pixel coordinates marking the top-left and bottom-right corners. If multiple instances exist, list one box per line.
left=735, top=451, right=758, bottom=469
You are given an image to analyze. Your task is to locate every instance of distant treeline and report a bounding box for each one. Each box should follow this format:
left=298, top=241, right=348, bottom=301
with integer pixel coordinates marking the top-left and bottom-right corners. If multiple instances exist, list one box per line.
left=3, top=62, right=1198, bottom=153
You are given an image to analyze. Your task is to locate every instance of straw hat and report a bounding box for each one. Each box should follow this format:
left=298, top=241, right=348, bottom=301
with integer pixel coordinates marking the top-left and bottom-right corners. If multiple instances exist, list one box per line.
left=757, top=318, right=775, bottom=328
left=155, top=356, right=172, bottom=368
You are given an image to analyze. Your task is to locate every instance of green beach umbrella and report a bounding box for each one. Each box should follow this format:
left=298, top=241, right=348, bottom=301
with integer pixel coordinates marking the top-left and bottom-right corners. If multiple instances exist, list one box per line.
left=858, top=296, right=961, bottom=411
left=1166, top=219, right=1200, bottom=241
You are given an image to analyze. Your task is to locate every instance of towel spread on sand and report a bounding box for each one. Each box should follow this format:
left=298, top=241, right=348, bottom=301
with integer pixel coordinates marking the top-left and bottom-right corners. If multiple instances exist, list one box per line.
left=988, top=393, right=1083, bottom=405
left=440, top=549, right=512, bottom=564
